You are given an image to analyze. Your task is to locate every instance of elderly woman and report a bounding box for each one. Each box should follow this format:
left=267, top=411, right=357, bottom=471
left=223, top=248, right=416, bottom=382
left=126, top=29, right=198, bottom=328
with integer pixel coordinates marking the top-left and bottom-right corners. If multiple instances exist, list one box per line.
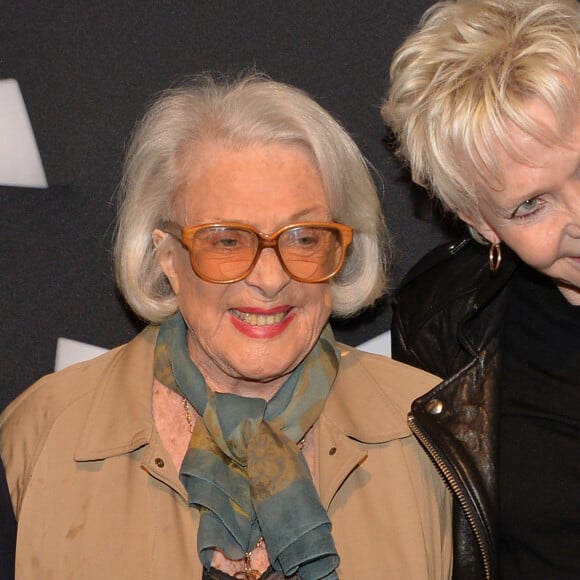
left=382, top=1, right=580, bottom=579
left=0, top=74, right=451, bottom=579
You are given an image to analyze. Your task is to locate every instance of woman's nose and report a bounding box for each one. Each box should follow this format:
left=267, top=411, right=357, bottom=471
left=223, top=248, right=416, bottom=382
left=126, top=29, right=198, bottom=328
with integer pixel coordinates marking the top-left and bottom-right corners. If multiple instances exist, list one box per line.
left=243, top=248, right=291, bottom=296
left=566, top=222, right=580, bottom=238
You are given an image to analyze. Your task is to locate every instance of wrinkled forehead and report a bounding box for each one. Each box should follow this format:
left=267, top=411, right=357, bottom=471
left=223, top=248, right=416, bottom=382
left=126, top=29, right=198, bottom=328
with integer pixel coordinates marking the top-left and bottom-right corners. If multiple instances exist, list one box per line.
left=170, top=138, right=321, bottom=215
left=170, top=139, right=329, bottom=225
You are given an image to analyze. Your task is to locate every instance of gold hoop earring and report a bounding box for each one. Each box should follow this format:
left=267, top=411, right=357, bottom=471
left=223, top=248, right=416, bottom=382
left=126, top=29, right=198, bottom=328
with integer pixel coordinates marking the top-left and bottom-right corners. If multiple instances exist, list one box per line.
left=489, top=243, right=502, bottom=272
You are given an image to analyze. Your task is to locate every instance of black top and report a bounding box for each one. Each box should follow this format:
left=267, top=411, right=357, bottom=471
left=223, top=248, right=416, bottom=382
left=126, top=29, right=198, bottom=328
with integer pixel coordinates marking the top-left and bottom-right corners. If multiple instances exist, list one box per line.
left=0, top=458, right=16, bottom=580
left=500, top=265, right=580, bottom=579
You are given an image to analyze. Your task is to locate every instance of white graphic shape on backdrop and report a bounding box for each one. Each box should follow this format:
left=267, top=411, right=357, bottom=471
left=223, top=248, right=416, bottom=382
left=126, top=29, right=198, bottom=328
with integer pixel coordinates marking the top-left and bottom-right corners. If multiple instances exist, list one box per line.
left=357, top=331, right=391, bottom=357
left=54, top=338, right=108, bottom=372
left=54, top=331, right=391, bottom=372
left=0, top=78, right=48, bottom=188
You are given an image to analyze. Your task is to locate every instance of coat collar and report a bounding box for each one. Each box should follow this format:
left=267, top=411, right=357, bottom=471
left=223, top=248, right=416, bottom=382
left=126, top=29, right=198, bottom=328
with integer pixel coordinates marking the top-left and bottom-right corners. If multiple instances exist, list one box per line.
left=458, top=248, right=517, bottom=357
left=74, top=325, right=158, bottom=461
left=74, top=328, right=420, bottom=463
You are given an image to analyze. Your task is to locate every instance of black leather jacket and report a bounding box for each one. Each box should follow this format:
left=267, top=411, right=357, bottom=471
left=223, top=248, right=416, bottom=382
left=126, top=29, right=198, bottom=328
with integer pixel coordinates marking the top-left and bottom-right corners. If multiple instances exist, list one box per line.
left=391, top=239, right=518, bottom=580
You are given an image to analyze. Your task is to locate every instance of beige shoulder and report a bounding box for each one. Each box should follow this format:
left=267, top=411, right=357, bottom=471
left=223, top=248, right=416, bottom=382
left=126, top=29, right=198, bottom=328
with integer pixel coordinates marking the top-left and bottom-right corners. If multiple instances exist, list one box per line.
left=337, top=343, right=441, bottom=410
left=0, top=344, right=126, bottom=504
left=1, top=344, right=124, bottom=432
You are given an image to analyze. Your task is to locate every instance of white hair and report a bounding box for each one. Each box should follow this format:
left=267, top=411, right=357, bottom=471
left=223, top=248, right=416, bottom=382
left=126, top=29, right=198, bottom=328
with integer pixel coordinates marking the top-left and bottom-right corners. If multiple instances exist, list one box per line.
left=115, top=73, right=389, bottom=322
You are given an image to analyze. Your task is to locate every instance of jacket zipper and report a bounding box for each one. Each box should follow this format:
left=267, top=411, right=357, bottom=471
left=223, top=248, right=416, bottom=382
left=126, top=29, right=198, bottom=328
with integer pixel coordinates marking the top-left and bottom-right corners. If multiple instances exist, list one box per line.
left=408, top=415, right=493, bottom=580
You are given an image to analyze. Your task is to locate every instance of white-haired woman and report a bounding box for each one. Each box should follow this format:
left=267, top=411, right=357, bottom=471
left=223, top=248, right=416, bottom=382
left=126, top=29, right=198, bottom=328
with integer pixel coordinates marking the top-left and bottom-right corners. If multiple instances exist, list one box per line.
left=1, top=74, right=451, bottom=579
left=382, top=1, right=580, bottom=579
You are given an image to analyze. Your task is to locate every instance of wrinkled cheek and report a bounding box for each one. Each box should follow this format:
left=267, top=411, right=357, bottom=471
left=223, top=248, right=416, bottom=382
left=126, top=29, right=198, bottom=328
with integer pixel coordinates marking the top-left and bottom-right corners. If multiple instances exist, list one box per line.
left=320, top=289, right=333, bottom=323
left=324, top=288, right=333, bottom=309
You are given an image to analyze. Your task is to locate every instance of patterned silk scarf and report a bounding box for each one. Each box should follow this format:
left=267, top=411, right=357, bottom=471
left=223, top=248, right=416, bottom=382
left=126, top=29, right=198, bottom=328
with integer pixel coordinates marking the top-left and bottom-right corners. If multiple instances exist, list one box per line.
left=154, top=313, right=340, bottom=579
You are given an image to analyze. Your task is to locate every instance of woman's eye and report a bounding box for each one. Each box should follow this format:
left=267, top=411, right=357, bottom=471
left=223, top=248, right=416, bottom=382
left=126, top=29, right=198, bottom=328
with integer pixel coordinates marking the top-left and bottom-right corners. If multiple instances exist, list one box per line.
left=284, top=228, right=320, bottom=247
left=512, top=198, right=542, bottom=219
left=217, top=237, right=238, bottom=247
left=297, top=235, right=317, bottom=246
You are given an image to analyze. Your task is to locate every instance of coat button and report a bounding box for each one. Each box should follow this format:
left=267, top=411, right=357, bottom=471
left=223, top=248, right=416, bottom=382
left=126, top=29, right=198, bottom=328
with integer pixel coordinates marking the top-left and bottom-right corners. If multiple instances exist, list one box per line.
left=425, top=399, right=444, bottom=415
left=329, top=447, right=337, bottom=455
left=155, top=457, right=165, bottom=468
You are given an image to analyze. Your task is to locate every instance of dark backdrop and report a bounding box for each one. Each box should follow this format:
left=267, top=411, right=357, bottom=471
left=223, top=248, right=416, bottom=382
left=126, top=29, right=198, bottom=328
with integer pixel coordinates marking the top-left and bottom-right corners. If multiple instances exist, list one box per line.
left=1, top=1, right=464, bottom=411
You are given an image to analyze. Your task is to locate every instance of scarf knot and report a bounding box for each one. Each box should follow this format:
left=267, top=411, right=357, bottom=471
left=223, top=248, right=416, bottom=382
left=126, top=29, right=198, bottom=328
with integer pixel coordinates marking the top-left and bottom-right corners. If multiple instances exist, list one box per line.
left=204, top=394, right=267, bottom=466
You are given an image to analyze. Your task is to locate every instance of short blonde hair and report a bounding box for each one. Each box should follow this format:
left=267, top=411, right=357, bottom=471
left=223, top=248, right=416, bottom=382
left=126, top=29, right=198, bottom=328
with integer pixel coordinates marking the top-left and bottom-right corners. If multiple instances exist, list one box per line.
left=115, top=73, right=389, bottom=323
left=382, top=0, right=580, bottom=219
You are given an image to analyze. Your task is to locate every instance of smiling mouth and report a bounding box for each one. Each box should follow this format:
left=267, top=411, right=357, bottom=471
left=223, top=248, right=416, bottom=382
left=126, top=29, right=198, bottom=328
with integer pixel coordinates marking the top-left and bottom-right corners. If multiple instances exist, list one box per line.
left=230, top=309, right=289, bottom=326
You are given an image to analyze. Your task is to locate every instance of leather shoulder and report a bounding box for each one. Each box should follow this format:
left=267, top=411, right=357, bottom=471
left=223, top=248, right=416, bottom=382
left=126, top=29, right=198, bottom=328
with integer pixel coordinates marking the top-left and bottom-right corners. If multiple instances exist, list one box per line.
left=399, top=239, right=487, bottom=292
left=395, top=239, right=488, bottom=326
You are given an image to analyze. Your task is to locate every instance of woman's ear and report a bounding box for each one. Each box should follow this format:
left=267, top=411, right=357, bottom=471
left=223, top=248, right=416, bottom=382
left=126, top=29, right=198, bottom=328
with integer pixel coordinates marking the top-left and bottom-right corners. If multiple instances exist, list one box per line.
left=152, top=229, right=180, bottom=295
left=457, top=210, right=501, bottom=245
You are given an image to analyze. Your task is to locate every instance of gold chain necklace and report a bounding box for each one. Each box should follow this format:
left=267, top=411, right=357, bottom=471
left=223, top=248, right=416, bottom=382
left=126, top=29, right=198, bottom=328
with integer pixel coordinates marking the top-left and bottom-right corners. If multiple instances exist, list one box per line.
left=233, top=537, right=265, bottom=580
left=181, top=397, right=306, bottom=580
left=182, top=396, right=194, bottom=434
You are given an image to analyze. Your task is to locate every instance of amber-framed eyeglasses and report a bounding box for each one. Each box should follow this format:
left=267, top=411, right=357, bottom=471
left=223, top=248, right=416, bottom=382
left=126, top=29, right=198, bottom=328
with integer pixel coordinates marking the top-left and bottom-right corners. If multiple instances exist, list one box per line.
left=162, top=221, right=353, bottom=284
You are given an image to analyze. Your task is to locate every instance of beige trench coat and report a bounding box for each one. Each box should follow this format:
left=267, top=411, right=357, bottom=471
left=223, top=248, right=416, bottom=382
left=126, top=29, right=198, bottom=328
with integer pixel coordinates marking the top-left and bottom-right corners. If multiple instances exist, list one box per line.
left=1, top=326, right=452, bottom=579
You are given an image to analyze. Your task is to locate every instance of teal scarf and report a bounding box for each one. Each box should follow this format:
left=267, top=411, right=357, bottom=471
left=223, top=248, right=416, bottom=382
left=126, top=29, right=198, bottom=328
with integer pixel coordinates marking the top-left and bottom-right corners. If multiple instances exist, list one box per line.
left=154, top=313, right=340, bottom=579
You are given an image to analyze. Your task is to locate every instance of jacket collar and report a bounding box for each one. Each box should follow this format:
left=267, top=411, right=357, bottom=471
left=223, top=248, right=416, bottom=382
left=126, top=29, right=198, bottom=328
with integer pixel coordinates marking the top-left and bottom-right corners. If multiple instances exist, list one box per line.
left=469, top=246, right=518, bottom=314
left=458, top=247, right=518, bottom=357
left=74, top=325, right=158, bottom=461
left=75, top=329, right=411, bottom=462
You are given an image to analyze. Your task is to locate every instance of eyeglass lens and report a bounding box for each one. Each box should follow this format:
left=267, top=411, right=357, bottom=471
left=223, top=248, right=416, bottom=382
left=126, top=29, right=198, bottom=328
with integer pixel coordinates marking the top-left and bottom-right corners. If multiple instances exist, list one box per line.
left=191, top=225, right=344, bottom=282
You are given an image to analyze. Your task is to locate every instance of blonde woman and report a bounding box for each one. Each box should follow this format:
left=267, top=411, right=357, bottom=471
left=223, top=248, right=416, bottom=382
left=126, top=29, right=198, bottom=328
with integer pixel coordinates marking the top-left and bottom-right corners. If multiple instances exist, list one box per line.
left=383, top=1, right=580, bottom=579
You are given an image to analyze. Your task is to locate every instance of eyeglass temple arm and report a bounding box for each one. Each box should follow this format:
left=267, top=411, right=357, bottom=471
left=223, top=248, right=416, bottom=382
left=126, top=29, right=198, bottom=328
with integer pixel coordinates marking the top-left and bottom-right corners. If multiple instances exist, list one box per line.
left=161, top=221, right=182, bottom=238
